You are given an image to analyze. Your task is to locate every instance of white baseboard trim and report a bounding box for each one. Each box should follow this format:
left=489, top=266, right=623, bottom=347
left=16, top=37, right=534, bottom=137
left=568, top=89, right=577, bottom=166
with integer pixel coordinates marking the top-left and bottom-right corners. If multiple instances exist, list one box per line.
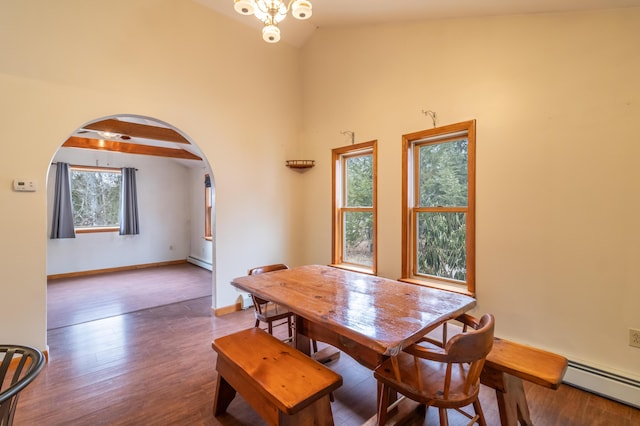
left=564, top=361, right=640, bottom=409
left=187, top=256, right=212, bottom=271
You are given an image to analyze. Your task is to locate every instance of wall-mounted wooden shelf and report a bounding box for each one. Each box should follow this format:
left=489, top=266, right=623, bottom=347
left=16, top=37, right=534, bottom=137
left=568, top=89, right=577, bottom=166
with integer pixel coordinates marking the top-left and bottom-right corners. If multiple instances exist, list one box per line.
left=285, top=160, right=315, bottom=169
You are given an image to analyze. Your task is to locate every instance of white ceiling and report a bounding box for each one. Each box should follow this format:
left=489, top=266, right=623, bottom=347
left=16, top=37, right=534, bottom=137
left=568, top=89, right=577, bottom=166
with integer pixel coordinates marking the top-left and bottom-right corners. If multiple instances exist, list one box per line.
left=196, top=0, right=640, bottom=47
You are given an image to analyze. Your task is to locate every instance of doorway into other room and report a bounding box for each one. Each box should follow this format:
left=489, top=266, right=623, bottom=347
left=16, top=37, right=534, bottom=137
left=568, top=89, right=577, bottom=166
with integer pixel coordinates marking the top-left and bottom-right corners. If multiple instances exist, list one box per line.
left=46, top=115, right=216, bottom=329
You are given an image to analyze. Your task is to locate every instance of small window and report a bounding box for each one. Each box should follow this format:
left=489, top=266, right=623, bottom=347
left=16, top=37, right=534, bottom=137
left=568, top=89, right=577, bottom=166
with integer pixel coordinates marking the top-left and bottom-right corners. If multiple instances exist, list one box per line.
left=332, top=140, right=377, bottom=274
left=402, top=120, right=476, bottom=295
left=70, top=166, right=121, bottom=233
left=204, top=174, right=212, bottom=240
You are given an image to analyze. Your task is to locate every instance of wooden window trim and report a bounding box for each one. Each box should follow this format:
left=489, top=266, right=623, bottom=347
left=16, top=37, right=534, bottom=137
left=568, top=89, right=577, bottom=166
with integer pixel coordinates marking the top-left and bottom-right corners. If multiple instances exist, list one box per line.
left=75, top=227, right=119, bottom=234
left=331, top=140, right=377, bottom=275
left=204, top=175, right=212, bottom=240
left=70, top=165, right=122, bottom=173
left=401, top=120, right=476, bottom=296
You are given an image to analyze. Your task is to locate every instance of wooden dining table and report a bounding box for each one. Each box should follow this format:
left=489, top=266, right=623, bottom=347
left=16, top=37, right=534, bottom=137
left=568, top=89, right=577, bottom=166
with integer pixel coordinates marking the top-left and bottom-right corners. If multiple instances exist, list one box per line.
left=231, top=264, right=476, bottom=370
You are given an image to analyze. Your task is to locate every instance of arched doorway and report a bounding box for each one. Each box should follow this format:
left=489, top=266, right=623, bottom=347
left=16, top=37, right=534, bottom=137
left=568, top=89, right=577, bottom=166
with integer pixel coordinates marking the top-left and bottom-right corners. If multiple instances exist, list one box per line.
left=46, top=114, right=216, bottom=328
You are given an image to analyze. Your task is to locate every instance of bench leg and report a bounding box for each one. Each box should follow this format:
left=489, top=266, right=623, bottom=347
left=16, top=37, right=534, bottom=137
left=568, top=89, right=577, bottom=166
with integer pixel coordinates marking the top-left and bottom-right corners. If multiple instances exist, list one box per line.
left=494, top=374, right=533, bottom=426
left=213, top=375, right=237, bottom=416
left=279, top=394, right=334, bottom=426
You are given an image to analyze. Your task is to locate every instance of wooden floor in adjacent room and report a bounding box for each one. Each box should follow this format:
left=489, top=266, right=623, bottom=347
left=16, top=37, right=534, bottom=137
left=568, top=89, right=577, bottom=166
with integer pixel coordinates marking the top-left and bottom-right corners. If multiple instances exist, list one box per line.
left=16, top=267, right=640, bottom=425
left=47, top=262, right=212, bottom=329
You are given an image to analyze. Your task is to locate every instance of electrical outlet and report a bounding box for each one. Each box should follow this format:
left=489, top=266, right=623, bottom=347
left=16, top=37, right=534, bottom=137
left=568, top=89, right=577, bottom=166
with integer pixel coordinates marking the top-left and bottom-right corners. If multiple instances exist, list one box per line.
left=630, top=328, right=640, bottom=348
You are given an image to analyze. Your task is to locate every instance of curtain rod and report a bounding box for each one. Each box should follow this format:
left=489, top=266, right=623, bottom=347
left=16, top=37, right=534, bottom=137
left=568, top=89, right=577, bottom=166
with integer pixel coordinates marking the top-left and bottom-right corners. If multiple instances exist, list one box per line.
left=50, top=162, right=138, bottom=171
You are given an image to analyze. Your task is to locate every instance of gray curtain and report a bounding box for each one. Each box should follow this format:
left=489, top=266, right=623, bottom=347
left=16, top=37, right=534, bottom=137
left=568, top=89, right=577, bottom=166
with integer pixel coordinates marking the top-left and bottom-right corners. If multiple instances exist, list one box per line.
left=50, top=162, right=76, bottom=239
left=119, top=167, right=140, bottom=235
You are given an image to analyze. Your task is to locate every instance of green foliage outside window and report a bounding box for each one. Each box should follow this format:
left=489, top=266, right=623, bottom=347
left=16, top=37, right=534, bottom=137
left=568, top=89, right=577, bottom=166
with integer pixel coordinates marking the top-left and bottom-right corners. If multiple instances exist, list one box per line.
left=345, top=155, right=372, bottom=207
left=71, top=169, right=121, bottom=228
left=343, top=211, right=373, bottom=266
left=417, top=212, right=466, bottom=280
left=416, top=139, right=468, bottom=280
left=344, top=155, right=373, bottom=266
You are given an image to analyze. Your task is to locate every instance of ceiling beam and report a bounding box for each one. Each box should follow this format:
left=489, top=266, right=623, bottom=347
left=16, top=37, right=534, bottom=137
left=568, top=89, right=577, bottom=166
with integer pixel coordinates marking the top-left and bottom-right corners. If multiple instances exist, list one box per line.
left=84, top=119, right=190, bottom=144
left=63, top=136, right=202, bottom=161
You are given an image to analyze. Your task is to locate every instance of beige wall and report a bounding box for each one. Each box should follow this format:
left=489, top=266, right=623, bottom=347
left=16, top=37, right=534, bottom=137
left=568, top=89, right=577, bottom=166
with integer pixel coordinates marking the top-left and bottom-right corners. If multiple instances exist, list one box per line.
left=0, top=0, right=303, bottom=348
left=299, top=9, right=640, bottom=380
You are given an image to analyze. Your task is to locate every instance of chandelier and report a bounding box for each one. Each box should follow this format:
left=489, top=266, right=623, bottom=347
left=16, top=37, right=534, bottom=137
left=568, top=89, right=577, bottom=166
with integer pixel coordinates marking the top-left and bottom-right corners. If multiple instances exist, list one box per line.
left=233, top=0, right=313, bottom=43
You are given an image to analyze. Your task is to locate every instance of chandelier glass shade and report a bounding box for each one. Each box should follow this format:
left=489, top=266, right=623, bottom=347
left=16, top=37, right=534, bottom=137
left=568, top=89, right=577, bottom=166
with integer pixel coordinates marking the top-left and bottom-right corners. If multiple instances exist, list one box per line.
left=233, top=0, right=313, bottom=43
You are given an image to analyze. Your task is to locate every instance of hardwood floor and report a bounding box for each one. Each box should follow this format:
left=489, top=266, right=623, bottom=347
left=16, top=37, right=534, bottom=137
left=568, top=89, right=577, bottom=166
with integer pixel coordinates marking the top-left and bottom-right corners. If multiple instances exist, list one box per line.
left=15, top=269, right=639, bottom=425
left=47, top=263, right=212, bottom=329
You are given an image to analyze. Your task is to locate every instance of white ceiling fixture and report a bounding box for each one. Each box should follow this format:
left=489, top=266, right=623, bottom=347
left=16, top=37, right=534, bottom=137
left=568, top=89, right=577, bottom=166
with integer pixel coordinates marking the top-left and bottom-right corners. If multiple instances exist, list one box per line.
left=233, top=0, right=313, bottom=43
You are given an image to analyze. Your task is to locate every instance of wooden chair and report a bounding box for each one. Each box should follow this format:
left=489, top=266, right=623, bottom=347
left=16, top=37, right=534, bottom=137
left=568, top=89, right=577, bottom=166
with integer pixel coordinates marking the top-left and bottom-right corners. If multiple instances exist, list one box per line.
left=0, top=345, right=46, bottom=426
left=420, top=314, right=568, bottom=425
left=248, top=264, right=295, bottom=342
left=374, top=313, right=495, bottom=426
left=249, top=264, right=321, bottom=352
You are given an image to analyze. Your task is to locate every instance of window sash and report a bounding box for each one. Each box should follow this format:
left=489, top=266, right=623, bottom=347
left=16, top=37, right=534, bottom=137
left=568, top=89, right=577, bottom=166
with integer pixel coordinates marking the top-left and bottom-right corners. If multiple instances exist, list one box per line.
left=339, top=207, right=374, bottom=267
left=411, top=209, right=468, bottom=282
left=343, top=153, right=373, bottom=208
left=413, top=137, right=469, bottom=209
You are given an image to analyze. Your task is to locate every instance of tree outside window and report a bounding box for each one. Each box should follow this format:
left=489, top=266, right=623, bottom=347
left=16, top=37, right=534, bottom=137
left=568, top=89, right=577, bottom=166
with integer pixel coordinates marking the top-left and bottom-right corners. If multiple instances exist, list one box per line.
left=70, top=166, right=121, bottom=232
left=332, top=140, right=377, bottom=274
left=402, top=121, right=476, bottom=295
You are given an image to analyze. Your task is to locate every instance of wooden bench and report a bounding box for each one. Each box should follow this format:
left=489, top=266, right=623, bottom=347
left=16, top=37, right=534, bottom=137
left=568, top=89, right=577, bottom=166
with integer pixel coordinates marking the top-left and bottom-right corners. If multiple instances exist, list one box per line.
left=481, top=337, right=568, bottom=426
left=212, top=327, right=343, bottom=426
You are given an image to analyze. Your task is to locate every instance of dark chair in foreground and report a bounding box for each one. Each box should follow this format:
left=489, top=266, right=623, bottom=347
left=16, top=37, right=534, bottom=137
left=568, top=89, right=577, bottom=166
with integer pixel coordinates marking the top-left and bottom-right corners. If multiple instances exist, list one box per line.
left=374, top=313, right=495, bottom=426
left=0, top=345, right=46, bottom=426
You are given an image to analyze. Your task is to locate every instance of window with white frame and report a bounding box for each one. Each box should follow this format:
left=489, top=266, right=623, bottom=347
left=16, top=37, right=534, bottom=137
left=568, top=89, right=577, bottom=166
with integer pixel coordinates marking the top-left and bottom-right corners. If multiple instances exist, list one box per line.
left=70, top=166, right=122, bottom=233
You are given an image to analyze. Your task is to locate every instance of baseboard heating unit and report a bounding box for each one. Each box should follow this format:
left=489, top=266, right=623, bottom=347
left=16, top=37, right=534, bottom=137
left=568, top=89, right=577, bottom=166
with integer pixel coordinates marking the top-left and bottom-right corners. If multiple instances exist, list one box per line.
left=187, top=256, right=212, bottom=271
left=564, top=361, right=640, bottom=409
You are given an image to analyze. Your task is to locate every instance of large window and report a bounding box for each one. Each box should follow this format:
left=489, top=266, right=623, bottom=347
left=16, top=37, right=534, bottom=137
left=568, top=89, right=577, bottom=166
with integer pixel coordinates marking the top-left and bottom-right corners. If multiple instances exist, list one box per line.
left=70, top=166, right=121, bottom=233
left=402, top=121, right=475, bottom=295
left=332, top=140, right=377, bottom=274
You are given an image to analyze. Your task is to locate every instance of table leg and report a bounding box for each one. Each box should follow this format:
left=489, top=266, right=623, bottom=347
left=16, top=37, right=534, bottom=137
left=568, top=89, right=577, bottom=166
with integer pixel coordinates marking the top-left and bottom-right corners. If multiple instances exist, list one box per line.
left=295, top=315, right=341, bottom=364
left=294, top=318, right=312, bottom=356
